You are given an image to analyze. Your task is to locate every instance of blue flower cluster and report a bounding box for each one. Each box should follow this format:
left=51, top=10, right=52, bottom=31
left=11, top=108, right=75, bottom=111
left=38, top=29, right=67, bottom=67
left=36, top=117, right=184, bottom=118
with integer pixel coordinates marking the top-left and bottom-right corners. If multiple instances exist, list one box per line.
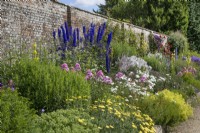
left=52, top=21, right=112, bottom=73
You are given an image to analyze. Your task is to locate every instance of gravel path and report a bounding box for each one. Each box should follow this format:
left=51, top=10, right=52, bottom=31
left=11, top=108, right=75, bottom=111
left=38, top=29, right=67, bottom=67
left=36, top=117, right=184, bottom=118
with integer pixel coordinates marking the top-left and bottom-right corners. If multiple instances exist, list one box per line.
left=169, top=98, right=200, bottom=133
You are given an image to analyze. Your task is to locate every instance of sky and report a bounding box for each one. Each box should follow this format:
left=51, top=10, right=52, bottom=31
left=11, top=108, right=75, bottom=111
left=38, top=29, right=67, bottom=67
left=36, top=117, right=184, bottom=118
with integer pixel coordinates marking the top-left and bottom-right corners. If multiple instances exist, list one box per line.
left=59, top=0, right=105, bottom=12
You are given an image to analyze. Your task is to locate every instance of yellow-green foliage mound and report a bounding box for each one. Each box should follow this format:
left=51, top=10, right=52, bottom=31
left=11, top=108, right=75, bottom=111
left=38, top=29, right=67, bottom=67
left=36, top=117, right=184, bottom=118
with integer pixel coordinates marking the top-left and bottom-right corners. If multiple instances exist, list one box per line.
left=137, top=90, right=193, bottom=126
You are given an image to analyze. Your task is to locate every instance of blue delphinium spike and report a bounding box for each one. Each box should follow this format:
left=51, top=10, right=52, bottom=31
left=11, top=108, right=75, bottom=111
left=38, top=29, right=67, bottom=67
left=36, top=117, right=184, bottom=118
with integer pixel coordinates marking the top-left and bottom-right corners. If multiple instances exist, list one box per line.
left=106, top=32, right=112, bottom=50
left=64, top=22, right=69, bottom=41
left=58, top=28, right=61, bottom=38
left=73, top=29, right=77, bottom=47
left=69, top=27, right=73, bottom=36
left=61, top=26, right=67, bottom=43
left=53, top=30, right=56, bottom=39
left=77, top=28, right=79, bottom=41
left=106, top=53, right=110, bottom=73
left=99, top=22, right=106, bottom=42
left=83, top=26, right=86, bottom=34
left=97, top=26, right=101, bottom=44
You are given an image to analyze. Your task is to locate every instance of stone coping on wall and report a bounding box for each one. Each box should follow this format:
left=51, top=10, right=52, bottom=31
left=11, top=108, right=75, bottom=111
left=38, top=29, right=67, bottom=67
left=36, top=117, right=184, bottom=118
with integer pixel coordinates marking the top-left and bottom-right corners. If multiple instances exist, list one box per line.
left=50, top=0, right=162, bottom=36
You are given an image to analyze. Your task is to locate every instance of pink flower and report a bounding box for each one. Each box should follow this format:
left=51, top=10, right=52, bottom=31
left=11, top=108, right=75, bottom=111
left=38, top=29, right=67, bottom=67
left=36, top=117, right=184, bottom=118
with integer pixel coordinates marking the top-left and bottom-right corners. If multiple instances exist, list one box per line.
left=103, top=76, right=113, bottom=84
left=139, top=75, right=147, bottom=82
left=75, top=63, right=81, bottom=71
left=85, top=69, right=93, bottom=80
left=61, top=63, right=69, bottom=72
left=96, top=70, right=104, bottom=79
left=115, top=72, right=124, bottom=80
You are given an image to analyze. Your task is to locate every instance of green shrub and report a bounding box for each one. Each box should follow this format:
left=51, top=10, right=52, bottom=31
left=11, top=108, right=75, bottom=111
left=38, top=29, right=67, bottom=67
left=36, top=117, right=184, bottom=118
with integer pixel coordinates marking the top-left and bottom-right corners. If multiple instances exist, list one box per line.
left=34, top=109, right=99, bottom=133
left=137, top=89, right=193, bottom=126
left=144, top=56, right=168, bottom=73
left=182, top=73, right=200, bottom=89
left=11, top=58, right=91, bottom=112
left=148, top=32, right=157, bottom=53
left=112, top=41, right=137, bottom=63
left=0, top=89, right=37, bottom=133
left=168, top=31, right=189, bottom=53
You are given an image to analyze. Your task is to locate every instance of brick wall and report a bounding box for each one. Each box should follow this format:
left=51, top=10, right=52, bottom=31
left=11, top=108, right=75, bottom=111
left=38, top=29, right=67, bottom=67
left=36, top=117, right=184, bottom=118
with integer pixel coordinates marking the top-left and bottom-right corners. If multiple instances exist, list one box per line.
left=0, top=0, right=160, bottom=49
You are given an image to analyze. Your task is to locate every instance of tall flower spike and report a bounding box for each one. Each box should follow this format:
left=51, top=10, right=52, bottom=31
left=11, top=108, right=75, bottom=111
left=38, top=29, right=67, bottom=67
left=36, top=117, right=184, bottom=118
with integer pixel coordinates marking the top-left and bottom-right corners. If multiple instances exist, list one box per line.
left=58, top=28, right=61, bottom=38
left=77, top=28, right=79, bottom=41
left=64, top=21, right=69, bottom=41
left=69, top=26, right=73, bottom=36
left=99, top=22, right=106, bottom=41
left=97, top=26, right=101, bottom=44
left=73, top=29, right=77, bottom=47
left=106, top=32, right=112, bottom=50
left=53, top=30, right=56, bottom=39
left=106, top=54, right=110, bottom=73
left=61, top=26, right=67, bottom=43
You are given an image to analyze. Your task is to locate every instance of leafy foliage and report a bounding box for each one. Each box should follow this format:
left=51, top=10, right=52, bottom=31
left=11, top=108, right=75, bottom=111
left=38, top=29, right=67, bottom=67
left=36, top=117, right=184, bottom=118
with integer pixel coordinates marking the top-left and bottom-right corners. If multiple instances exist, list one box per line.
left=0, top=89, right=37, bottom=133
left=34, top=109, right=99, bottom=133
left=187, top=1, right=200, bottom=52
left=11, top=58, right=91, bottom=112
left=96, top=1, right=189, bottom=34
left=137, top=89, right=193, bottom=126
left=168, top=31, right=189, bottom=54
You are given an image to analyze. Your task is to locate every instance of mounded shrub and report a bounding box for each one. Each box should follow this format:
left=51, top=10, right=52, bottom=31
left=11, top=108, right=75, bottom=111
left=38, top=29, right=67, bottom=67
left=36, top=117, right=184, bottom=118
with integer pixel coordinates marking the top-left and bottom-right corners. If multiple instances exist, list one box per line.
left=0, top=89, right=37, bottom=133
left=168, top=31, right=189, bottom=53
left=11, top=58, right=91, bottom=112
left=137, top=89, right=193, bottom=126
left=34, top=109, right=99, bottom=133
left=112, top=41, right=137, bottom=63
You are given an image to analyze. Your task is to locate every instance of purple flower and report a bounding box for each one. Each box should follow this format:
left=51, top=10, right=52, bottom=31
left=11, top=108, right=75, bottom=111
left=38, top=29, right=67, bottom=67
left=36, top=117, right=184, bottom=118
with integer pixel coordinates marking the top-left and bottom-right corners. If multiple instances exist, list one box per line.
left=139, top=75, right=147, bottom=82
left=41, top=108, right=45, bottom=113
left=103, top=76, right=113, bottom=84
left=96, top=70, right=104, bottom=79
left=115, top=72, right=124, bottom=80
left=75, top=63, right=81, bottom=71
left=61, top=63, right=69, bottom=72
left=85, top=69, right=93, bottom=80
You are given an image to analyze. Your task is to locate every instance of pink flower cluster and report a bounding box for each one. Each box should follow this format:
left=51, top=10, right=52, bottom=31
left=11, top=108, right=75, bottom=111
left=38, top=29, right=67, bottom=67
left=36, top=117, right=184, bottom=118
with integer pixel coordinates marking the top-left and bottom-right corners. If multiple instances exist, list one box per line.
left=139, top=75, right=147, bottom=82
left=115, top=72, right=124, bottom=80
left=85, top=70, right=113, bottom=85
left=177, top=67, right=197, bottom=77
left=61, top=63, right=81, bottom=72
left=61, top=63, right=69, bottom=72
left=85, top=70, right=93, bottom=80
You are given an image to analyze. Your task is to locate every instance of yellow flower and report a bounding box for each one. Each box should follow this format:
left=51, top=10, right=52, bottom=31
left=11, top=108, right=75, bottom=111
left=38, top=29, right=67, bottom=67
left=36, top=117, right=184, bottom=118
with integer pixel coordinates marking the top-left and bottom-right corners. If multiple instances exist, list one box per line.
left=92, top=106, right=97, bottom=109
left=78, top=118, right=85, bottom=124
left=33, top=43, right=37, bottom=48
left=98, top=105, right=105, bottom=109
left=78, top=96, right=82, bottom=99
left=106, top=125, right=110, bottom=128
left=33, top=50, right=37, bottom=55
left=109, top=125, right=114, bottom=128
left=132, top=123, right=137, bottom=129
left=106, top=99, right=112, bottom=105
left=98, top=127, right=102, bottom=129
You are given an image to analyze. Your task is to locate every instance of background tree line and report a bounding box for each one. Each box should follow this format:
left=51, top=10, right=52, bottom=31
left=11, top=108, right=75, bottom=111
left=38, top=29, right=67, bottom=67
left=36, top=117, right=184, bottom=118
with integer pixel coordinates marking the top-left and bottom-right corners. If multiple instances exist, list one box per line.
left=95, top=0, right=200, bottom=53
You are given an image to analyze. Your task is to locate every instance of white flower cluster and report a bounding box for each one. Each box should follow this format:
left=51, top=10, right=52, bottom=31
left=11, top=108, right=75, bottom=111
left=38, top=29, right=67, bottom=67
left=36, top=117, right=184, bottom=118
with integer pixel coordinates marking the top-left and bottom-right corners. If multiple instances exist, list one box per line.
left=119, top=56, right=152, bottom=73
left=110, top=70, right=166, bottom=97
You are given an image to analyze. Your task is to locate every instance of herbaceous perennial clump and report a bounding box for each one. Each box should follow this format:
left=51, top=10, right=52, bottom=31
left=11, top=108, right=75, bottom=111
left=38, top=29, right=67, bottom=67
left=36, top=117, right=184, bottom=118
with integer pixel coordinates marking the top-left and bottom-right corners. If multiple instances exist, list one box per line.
left=53, top=21, right=112, bottom=73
